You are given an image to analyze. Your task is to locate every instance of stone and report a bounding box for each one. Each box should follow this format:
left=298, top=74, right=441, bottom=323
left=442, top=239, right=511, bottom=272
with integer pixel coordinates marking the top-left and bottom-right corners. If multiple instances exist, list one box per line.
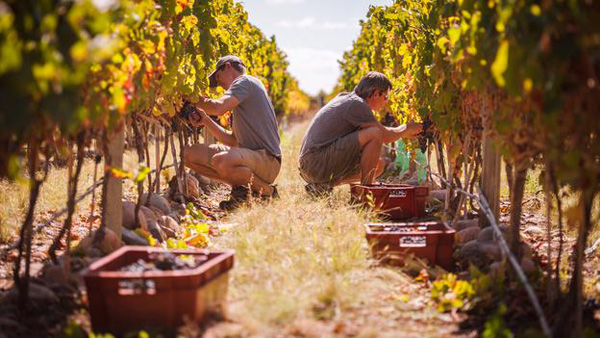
left=141, top=193, right=171, bottom=215
left=159, top=224, right=176, bottom=239
left=489, top=262, right=502, bottom=276
left=7, top=283, right=59, bottom=306
left=140, top=205, right=157, bottom=221
left=85, top=247, right=103, bottom=258
left=458, top=240, right=501, bottom=267
left=456, top=219, right=479, bottom=231
left=122, top=201, right=148, bottom=231
left=456, top=226, right=481, bottom=244
left=458, top=240, right=486, bottom=266
left=122, top=228, right=150, bottom=246
left=480, top=243, right=502, bottom=261
left=98, top=228, right=122, bottom=254
left=477, top=226, right=507, bottom=243
left=185, top=173, right=201, bottom=199
left=403, top=179, right=419, bottom=186
left=149, top=206, right=165, bottom=218
left=147, top=222, right=164, bottom=242
left=168, top=212, right=181, bottom=222
left=521, top=242, right=533, bottom=260
left=430, top=190, right=447, bottom=202
left=158, top=216, right=180, bottom=233
left=140, top=205, right=164, bottom=242
left=42, top=264, right=67, bottom=286
left=521, top=258, right=536, bottom=274
left=0, top=317, right=22, bottom=337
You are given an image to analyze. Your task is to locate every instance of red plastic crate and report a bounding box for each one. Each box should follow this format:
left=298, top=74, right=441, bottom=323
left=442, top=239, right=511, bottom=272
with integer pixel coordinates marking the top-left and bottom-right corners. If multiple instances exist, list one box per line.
left=83, top=246, right=234, bottom=335
left=365, top=221, right=455, bottom=270
left=350, top=184, right=429, bottom=220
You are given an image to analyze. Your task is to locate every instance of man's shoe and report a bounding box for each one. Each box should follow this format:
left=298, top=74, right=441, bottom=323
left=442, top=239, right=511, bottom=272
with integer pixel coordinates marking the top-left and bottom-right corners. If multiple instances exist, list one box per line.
left=305, top=183, right=332, bottom=198
left=219, top=185, right=250, bottom=211
left=265, top=185, right=279, bottom=200
left=252, top=184, right=279, bottom=201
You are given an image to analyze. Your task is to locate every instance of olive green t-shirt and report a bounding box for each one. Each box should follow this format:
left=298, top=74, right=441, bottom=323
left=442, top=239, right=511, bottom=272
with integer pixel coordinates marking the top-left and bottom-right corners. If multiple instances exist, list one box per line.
left=300, top=92, right=376, bottom=156
left=226, top=75, right=282, bottom=159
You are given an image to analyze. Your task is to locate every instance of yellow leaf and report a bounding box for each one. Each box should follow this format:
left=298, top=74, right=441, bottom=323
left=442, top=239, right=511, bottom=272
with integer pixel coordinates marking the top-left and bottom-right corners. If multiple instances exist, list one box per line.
left=70, top=41, right=88, bottom=63
left=491, top=40, right=509, bottom=87
left=523, top=78, right=533, bottom=93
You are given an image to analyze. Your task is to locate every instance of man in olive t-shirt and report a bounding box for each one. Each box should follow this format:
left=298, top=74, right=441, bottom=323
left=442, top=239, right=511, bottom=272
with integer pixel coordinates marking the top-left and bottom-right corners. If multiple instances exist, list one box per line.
left=183, top=55, right=282, bottom=210
left=299, top=71, right=422, bottom=195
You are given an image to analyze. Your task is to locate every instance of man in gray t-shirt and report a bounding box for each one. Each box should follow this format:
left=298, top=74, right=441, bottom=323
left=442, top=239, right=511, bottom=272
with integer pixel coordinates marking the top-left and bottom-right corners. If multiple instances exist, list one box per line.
left=183, top=55, right=282, bottom=210
left=299, top=71, right=422, bottom=195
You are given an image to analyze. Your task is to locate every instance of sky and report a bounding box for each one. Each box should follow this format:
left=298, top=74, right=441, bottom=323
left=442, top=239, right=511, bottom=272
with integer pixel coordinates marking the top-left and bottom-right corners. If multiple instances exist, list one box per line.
left=237, top=0, right=393, bottom=96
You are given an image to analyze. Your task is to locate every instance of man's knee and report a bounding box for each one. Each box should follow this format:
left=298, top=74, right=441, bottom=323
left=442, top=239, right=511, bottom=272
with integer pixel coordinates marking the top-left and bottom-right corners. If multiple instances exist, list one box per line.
left=184, top=144, right=211, bottom=167
left=210, top=152, right=231, bottom=174
left=183, top=145, right=195, bottom=166
left=359, top=127, right=383, bottom=146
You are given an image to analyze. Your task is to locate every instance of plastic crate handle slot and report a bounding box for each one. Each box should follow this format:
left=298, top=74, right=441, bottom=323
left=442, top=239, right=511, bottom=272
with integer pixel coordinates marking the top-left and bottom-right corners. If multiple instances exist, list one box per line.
left=398, top=235, right=427, bottom=248
left=389, top=189, right=408, bottom=198
left=118, top=278, right=157, bottom=296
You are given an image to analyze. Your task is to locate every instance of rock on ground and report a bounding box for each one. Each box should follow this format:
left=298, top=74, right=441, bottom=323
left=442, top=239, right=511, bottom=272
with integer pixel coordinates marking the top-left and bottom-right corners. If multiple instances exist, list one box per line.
left=456, top=226, right=481, bottom=244
left=122, top=228, right=150, bottom=246
left=158, top=215, right=181, bottom=233
left=140, top=193, right=172, bottom=215
left=430, top=190, right=447, bottom=202
left=122, top=201, right=148, bottom=231
left=455, top=219, right=479, bottom=231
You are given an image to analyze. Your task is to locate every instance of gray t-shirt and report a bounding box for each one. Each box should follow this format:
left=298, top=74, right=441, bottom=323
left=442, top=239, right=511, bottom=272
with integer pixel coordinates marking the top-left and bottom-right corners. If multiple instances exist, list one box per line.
left=300, top=92, right=376, bottom=156
left=226, top=75, right=282, bottom=159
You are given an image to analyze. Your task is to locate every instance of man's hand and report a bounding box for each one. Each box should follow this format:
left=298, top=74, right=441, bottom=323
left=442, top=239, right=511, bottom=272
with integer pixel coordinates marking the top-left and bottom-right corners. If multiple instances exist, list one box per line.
left=189, top=108, right=209, bottom=128
left=397, top=122, right=423, bottom=139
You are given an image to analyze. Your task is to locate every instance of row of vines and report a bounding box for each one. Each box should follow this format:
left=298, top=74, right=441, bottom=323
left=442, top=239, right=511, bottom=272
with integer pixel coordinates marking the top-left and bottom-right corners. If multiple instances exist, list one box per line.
left=0, top=0, right=309, bottom=311
left=335, top=0, right=599, bottom=335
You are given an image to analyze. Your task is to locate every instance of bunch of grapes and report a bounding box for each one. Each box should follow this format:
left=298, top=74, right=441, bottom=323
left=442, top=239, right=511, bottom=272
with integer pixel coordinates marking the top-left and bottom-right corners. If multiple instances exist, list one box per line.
left=418, top=116, right=435, bottom=153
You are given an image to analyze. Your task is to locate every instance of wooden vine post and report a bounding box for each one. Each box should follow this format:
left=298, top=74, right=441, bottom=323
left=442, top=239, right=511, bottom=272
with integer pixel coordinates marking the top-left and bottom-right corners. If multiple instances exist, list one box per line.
left=105, top=126, right=125, bottom=239
left=479, top=130, right=501, bottom=228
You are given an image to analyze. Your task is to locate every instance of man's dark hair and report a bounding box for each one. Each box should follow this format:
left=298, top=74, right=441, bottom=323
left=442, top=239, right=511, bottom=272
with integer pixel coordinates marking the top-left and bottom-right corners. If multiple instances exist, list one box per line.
left=231, top=62, right=246, bottom=74
left=354, top=71, right=392, bottom=99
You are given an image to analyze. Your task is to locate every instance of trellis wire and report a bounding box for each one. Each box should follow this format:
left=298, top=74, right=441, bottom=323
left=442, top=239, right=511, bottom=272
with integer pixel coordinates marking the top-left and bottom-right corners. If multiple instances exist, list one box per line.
left=385, top=144, right=552, bottom=336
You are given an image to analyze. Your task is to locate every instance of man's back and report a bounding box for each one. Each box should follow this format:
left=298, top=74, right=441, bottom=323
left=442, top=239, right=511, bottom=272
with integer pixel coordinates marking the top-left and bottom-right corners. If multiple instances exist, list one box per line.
left=226, top=75, right=281, bottom=159
left=300, top=92, right=375, bottom=157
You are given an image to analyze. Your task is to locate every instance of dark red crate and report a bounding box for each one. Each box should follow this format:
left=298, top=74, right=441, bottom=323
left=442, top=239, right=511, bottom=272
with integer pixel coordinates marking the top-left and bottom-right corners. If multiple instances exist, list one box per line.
left=350, top=184, right=429, bottom=220
left=365, top=221, right=455, bottom=270
left=83, top=246, right=234, bottom=335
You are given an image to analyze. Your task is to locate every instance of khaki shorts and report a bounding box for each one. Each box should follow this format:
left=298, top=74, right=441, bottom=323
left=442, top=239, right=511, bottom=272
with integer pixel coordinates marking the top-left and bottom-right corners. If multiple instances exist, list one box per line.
left=298, top=131, right=361, bottom=185
left=204, top=144, right=281, bottom=184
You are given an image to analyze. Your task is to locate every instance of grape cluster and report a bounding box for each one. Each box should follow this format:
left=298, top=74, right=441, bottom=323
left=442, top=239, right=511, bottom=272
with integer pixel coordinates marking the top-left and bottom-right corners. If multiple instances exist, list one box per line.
left=178, top=101, right=198, bottom=120
left=417, top=116, right=435, bottom=153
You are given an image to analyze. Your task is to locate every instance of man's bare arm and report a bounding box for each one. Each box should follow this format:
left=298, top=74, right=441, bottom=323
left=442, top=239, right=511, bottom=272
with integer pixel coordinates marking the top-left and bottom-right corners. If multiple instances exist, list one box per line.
left=360, top=121, right=422, bottom=143
left=189, top=109, right=238, bottom=147
left=195, top=94, right=239, bottom=116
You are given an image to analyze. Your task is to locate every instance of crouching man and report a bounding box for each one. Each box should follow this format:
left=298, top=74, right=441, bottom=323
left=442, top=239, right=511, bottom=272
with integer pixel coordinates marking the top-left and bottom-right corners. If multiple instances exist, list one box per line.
left=298, top=71, right=422, bottom=195
left=184, top=55, right=282, bottom=210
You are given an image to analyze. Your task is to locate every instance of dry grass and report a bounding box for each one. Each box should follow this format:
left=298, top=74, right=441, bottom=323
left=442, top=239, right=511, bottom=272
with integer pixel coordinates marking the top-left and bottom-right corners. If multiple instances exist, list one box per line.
left=210, top=122, right=465, bottom=337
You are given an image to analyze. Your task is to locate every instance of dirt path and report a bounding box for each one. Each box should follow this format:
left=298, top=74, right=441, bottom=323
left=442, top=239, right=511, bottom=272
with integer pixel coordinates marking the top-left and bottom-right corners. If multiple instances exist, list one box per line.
left=203, top=122, right=473, bottom=338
